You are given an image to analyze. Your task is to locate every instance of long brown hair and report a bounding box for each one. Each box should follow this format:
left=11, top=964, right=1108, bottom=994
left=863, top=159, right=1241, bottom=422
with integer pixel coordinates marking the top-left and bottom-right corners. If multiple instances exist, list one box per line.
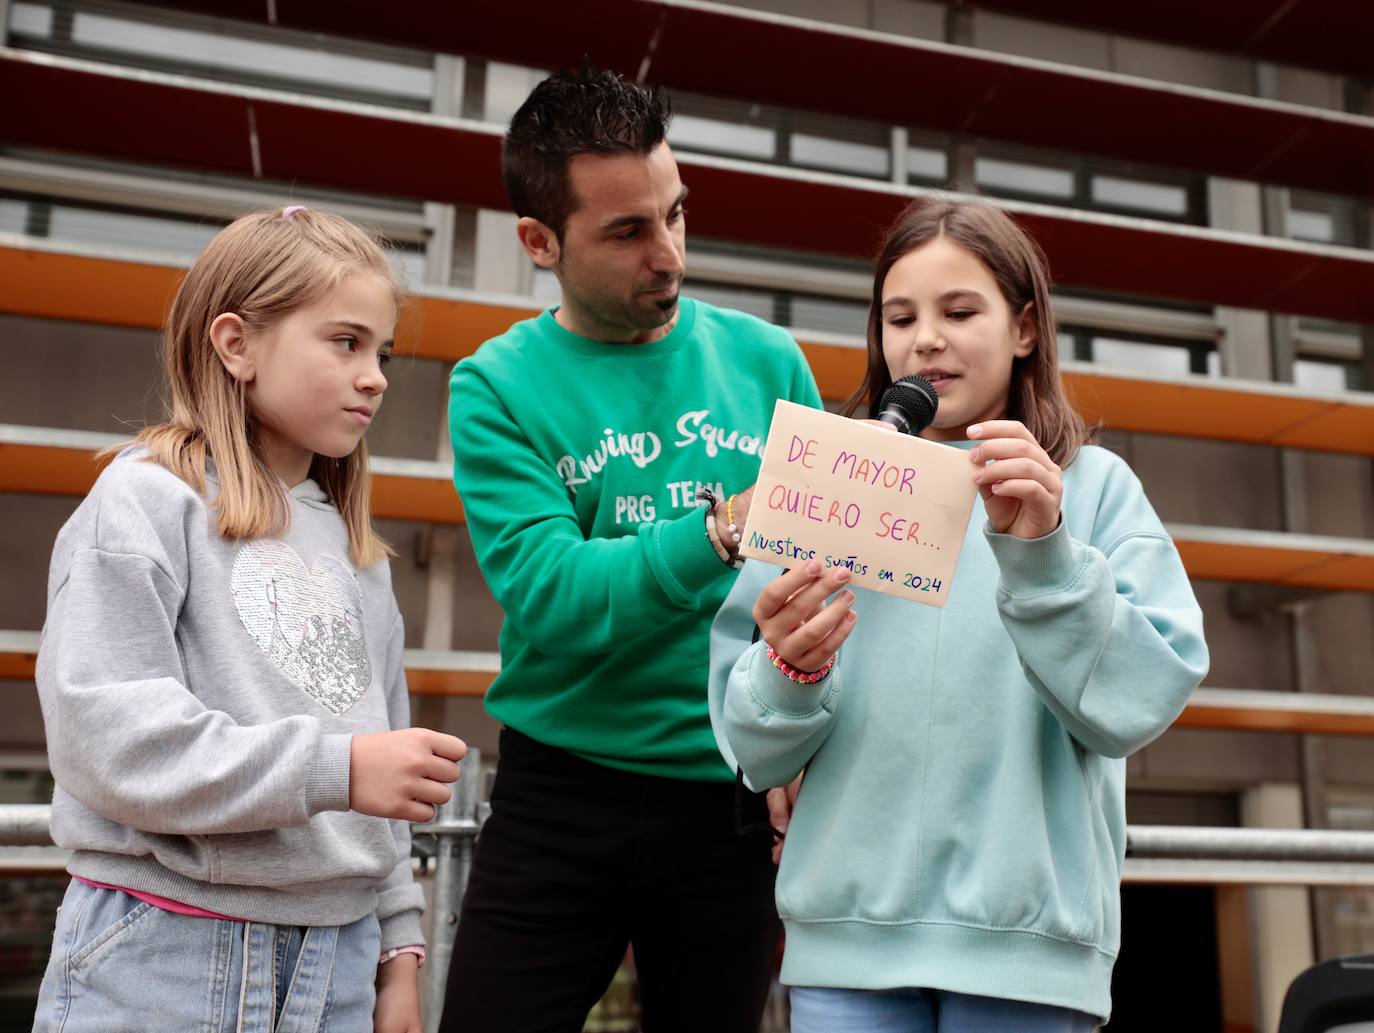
left=127, top=207, right=402, bottom=567
left=843, top=197, right=1092, bottom=466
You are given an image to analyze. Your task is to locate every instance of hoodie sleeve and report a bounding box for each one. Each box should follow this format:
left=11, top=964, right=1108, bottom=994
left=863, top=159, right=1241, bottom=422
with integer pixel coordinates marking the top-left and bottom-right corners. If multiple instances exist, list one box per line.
left=986, top=454, right=1209, bottom=759
left=450, top=362, right=731, bottom=659
left=708, top=559, right=845, bottom=790
left=449, top=323, right=824, bottom=660
left=37, top=465, right=353, bottom=836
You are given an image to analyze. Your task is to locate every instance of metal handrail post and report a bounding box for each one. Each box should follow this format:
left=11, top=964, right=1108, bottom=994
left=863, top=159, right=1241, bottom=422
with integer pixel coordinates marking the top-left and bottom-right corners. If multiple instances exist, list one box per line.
left=419, top=747, right=483, bottom=1033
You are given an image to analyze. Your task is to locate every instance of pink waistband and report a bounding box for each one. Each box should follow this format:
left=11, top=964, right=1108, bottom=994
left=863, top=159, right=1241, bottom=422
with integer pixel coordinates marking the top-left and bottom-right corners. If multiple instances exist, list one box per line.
left=74, top=876, right=245, bottom=922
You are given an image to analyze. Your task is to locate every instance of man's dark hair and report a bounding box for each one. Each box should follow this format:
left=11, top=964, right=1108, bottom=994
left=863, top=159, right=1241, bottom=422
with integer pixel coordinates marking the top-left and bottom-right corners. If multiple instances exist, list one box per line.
left=502, top=63, right=671, bottom=240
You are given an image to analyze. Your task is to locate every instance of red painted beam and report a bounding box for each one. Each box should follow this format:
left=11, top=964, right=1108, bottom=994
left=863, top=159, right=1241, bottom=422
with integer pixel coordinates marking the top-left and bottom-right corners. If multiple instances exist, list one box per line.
left=121, top=0, right=1374, bottom=199
left=5, top=51, right=1374, bottom=322
left=959, top=0, right=1374, bottom=80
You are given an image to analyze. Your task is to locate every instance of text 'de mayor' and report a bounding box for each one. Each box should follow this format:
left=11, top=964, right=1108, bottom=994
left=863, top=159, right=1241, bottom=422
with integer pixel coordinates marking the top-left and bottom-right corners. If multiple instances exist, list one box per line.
left=739, top=400, right=977, bottom=607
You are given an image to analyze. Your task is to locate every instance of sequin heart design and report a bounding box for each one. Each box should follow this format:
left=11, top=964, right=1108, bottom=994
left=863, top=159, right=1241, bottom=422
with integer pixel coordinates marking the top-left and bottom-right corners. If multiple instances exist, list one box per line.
left=231, top=540, right=372, bottom=715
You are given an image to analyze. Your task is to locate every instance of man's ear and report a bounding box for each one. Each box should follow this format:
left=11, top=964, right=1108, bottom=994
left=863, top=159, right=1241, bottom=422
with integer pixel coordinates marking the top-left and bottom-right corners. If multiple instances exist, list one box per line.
left=1013, top=301, right=1037, bottom=359
left=209, top=312, right=255, bottom=383
left=516, top=217, right=561, bottom=269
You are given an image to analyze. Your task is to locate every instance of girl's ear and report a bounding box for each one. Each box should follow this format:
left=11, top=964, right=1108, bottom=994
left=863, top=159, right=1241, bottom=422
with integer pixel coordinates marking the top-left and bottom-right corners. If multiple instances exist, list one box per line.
left=209, top=313, right=255, bottom=383
left=516, top=217, right=561, bottom=269
left=1013, top=301, right=1037, bottom=359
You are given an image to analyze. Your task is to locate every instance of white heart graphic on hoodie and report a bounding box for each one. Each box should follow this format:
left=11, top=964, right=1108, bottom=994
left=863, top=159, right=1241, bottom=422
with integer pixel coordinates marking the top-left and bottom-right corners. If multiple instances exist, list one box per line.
left=230, top=539, right=371, bottom=715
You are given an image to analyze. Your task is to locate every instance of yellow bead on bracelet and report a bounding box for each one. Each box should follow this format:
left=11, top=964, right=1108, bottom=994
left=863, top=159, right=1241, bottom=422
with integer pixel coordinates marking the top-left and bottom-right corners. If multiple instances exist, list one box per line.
left=725, top=494, right=741, bottom=544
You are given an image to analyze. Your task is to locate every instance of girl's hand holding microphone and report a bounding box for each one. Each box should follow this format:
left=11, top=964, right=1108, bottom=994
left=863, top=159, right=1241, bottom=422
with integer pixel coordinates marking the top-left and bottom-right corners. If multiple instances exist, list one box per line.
left=753, top=560, right=859, bottom=674
left=349, top=728, right=467, bottom=822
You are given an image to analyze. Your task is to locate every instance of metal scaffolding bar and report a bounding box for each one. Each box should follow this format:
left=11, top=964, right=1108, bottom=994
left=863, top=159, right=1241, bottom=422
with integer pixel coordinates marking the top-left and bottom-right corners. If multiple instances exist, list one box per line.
left=0, top=753, right=487, bottom=1033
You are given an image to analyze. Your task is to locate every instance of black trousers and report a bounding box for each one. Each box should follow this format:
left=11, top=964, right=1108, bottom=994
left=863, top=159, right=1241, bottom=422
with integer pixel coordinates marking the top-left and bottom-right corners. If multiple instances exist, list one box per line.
left=438, top=727, right=781, bottom=1033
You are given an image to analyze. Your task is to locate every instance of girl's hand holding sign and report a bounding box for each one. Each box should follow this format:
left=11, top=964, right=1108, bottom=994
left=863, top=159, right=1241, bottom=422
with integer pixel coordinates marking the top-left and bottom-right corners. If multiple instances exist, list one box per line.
left=752, top=560, right=858, bottom=675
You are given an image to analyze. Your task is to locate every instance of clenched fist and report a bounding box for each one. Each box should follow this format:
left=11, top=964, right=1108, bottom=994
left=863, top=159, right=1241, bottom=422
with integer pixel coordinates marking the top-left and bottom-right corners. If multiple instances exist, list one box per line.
left=349, top=728, right=467, bottom=823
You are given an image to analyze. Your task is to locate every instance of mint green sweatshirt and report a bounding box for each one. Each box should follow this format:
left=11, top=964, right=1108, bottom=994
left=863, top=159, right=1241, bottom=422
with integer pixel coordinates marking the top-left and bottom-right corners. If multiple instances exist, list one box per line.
left=709, top=441, right=1208, bottom=1021
left=450, top=298, right=821, bottom=780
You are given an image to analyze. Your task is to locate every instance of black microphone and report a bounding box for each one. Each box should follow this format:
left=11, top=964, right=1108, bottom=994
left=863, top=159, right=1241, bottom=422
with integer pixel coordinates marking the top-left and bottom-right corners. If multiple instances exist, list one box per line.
left=876, top=374, right=939, bottom=435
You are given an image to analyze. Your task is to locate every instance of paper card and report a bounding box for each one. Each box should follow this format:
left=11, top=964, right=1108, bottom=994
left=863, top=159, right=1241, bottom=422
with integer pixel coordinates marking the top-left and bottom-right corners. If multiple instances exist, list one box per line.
left=738, top=400, right=978, bottom=607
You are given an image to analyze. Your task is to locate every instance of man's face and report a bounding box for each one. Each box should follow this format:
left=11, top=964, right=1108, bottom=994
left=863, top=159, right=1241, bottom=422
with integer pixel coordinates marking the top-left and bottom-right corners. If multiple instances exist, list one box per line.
left=549, top=142, right=688, bottom=343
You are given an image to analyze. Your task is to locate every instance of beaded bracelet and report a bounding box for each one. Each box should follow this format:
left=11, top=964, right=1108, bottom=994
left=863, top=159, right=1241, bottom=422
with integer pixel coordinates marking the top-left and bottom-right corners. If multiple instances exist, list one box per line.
left=724, top=494, right=741, bottom=545
left=698, top=488, right=744, bottom=569
left=766, top=645, right=835, bottom=685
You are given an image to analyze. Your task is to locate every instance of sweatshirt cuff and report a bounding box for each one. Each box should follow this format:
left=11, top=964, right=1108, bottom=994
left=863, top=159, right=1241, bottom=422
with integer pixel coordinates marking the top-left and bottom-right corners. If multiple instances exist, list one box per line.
left=645, top=507, right=730, bottom=606
left=305, top=733, right=354, bottom=815
left=746, top=643, right=837, bottom=718
left=379, top=909, right=425, bottom=954
left=984, top=518, right=1087, bottom=598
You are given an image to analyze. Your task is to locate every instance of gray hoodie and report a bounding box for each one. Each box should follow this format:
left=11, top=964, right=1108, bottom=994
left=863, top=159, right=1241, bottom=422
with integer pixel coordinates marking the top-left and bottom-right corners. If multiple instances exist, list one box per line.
left=37, top=451, right=423, bottom=950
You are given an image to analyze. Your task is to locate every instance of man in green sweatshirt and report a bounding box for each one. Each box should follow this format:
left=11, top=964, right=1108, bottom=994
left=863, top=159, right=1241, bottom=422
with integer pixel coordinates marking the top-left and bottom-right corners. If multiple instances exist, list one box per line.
left=438, top=66, right=822, bottom=1032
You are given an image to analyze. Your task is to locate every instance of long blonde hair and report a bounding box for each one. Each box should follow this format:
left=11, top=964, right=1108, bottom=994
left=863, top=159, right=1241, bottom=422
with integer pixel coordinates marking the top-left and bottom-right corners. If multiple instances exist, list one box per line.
left=844, top=197, right=1093, bottom=467
left=131, top=207, right=401, bottom=567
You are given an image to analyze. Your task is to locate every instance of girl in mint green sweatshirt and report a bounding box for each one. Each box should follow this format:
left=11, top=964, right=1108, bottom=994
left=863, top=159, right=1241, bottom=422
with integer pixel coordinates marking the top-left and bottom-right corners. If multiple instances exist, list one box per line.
left=709, top=198, right=1208, bottom=1031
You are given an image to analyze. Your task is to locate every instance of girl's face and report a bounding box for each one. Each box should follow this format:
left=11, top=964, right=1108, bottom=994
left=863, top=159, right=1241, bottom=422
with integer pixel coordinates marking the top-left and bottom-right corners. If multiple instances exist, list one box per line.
left=244, top=272, right=395, bottom=485
left=879, top=236, right=1036, bottom=443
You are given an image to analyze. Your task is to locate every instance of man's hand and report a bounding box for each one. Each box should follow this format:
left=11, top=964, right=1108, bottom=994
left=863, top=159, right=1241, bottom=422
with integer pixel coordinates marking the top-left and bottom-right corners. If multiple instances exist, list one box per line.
left=766, top=774, right=803, bottom=865
left=715, top=484, right=756, bottom=545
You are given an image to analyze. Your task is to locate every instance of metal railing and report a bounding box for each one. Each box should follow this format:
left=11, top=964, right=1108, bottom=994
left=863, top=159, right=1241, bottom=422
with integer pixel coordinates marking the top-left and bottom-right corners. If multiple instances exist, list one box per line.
left=13, top=780, right=1374, bottom=1027
left=1122, top=824, right=1374, bottom=888
left=409, top=748, right=487, bottom=1029
left=0, top=748, right=485, bottom=1033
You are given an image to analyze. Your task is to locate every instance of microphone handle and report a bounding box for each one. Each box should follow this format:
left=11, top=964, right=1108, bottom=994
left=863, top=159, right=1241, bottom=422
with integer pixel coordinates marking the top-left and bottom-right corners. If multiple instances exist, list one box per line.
left=877, top=408, right=911, bottom=434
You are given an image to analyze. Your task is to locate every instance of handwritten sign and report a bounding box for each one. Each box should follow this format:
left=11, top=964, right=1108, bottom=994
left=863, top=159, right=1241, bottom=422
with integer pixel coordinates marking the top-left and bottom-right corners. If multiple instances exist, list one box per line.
left=739, top=401, right=978, bottom=607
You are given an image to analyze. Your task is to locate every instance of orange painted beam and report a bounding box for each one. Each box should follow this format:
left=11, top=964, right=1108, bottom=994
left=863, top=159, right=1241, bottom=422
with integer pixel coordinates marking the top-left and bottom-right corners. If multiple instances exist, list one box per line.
left=0, top=244, right=180, bottom=329
left=0, top=439, right=114, bottom=496
left=0, top=243, right=533, bottom=366
left=371, top=472, right=462, bottom=525
left=0, top=647, right=37, bottom=681
left=796, top=340, right=864, bottom=408
left=7, top=245, right=1374, bottom=457
left=402, top=294, right=538, bottom=364
left=405, top=667, right=494, bottom=698
left=0, top=656, right=496, bottom=695
left=5, top=622, right=1373, bottom=733
left=0, top=432, right=467, bottom=525
left=11, top=431, right=1367, bottom=588
left=11, top=627, right=1374, bottom=737
left=1061, top=370, right=1374, bottom=456
left=1170, top=529, right=1374, bottom=593
left=1174, top=704, right=1374, bottom=737
left=801, top=340, right=1374, bottom=457
left=0, top=651, right=493, bottom=695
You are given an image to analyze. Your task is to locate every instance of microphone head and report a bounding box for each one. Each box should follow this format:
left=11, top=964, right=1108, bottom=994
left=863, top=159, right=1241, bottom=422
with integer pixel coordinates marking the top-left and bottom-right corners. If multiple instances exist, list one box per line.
left=877, top=374, right=939, bottom=435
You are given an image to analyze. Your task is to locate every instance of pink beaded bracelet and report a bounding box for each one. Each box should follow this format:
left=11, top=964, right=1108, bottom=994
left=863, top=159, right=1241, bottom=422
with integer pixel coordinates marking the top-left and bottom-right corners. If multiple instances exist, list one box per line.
left=766, top=645, right=835, bottom=685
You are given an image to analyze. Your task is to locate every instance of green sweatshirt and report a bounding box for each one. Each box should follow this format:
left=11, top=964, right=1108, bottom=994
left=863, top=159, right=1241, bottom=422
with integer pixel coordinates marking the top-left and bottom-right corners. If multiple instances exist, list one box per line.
left=449, top=298, right=822, bottom=780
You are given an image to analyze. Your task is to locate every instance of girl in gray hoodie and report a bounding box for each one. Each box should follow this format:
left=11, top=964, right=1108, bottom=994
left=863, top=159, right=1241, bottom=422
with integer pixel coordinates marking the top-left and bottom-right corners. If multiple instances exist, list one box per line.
left=34, top=207, right=466, bottom=1033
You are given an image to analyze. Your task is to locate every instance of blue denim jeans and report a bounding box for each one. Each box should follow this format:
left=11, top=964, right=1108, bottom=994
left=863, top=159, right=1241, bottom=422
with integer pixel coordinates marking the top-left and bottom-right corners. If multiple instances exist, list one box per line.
left=33, top=880, right=381, bottom=1032
left=789, top=986, right=1101, bottom=1033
